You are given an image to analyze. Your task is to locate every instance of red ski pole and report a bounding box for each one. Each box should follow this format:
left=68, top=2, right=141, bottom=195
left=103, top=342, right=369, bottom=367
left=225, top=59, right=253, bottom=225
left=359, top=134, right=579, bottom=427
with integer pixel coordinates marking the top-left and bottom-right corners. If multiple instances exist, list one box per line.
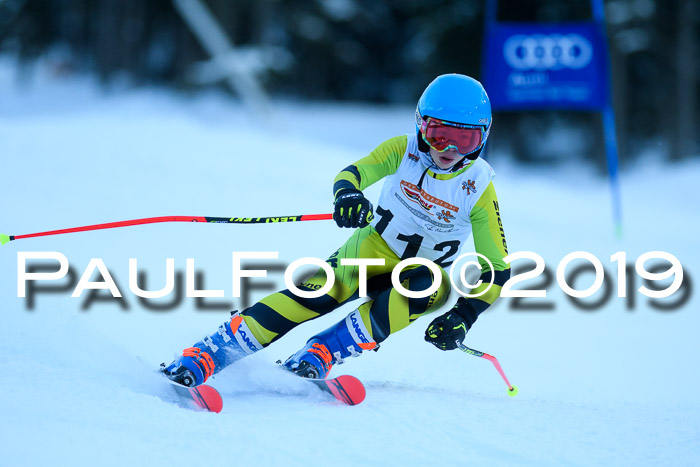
left=0, top=213, right=333, bottom=246
left=458, top=344, right=518, bottom=396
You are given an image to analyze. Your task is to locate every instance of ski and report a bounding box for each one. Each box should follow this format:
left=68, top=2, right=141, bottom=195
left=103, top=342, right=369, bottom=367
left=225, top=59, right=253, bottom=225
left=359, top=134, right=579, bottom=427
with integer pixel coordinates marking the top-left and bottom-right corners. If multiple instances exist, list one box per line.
left=163, top=378, right=223, bottom=413
left=299, top=374, right=366, bottom=406
left=275, top=360, right=366, bottom=405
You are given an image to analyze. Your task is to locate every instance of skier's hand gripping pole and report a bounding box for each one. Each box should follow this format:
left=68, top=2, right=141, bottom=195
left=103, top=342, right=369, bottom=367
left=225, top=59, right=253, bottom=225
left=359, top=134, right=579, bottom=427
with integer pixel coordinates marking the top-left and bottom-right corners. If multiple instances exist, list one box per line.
left=333, top=189, right=374, bottom=228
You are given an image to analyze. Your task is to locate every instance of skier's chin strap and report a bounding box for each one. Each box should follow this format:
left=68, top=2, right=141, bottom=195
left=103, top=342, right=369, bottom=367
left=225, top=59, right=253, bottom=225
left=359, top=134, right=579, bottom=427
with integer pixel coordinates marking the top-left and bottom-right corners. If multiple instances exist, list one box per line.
left=428, top=150, right=478, bottom=175
left=451, top=145, right=483, bottom=170
left=449, top=156, right=470, bottom=172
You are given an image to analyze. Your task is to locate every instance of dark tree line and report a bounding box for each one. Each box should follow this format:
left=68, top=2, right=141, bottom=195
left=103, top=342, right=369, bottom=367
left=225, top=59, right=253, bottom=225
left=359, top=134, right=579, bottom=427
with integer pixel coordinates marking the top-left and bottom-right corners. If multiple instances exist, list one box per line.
left=0, top=0, right=697, bottom=163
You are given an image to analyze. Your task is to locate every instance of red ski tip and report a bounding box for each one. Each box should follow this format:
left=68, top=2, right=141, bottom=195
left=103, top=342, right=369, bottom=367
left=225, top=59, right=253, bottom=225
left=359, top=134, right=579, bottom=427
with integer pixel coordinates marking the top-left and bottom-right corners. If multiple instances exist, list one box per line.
left=188, top=384, right=223, bottom=413
left=326, top=375, right=366, bottom=405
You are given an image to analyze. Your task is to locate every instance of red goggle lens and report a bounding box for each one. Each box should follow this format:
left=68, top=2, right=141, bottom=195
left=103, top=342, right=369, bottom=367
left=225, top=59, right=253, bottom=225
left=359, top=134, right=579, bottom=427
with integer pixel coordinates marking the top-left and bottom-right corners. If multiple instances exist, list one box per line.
left=421, top=118, right=484, bottom=155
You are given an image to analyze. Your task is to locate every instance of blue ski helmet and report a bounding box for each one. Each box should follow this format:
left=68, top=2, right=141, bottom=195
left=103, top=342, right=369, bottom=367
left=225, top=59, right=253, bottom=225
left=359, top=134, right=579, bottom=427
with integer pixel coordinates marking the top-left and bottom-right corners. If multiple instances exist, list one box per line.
left=416, top=74, right=492, bottom=160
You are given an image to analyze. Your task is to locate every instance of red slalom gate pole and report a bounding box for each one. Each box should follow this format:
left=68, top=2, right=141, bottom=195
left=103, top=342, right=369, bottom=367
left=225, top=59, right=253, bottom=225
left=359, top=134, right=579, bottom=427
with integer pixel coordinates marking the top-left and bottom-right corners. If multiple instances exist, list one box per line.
left=0, top=213, right=333, bottom=246
left=458, top=344, right=518, bottom=396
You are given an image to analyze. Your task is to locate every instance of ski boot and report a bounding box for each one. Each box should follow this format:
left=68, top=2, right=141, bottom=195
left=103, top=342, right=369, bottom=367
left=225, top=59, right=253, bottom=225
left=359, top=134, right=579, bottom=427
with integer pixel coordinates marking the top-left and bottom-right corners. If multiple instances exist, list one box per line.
left=282, top=310, right=379, bottom=379
left=162, top=311, right=263, bottom=386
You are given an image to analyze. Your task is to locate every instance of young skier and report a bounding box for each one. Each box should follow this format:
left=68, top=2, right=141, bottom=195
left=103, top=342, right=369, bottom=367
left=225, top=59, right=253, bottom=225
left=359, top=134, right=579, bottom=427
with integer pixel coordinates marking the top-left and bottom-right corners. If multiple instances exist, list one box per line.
left=163, top=73, right=511, bottom=386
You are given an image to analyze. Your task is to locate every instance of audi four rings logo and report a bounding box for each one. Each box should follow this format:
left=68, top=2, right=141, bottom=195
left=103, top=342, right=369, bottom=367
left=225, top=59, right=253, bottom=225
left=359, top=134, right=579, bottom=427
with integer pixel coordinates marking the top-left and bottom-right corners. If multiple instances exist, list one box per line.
left=504, top=34, right=593, bottom=70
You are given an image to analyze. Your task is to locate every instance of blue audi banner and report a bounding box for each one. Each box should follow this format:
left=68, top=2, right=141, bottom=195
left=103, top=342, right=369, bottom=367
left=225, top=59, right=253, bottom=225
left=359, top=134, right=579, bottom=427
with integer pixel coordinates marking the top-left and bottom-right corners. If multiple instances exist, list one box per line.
left=483, top=23, right=609, bottom=110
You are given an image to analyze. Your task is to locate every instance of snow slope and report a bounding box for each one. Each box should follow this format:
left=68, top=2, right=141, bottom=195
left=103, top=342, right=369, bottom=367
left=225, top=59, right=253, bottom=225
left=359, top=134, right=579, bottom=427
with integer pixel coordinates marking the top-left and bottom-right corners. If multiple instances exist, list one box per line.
left=1, top=64, right=698, bottom=467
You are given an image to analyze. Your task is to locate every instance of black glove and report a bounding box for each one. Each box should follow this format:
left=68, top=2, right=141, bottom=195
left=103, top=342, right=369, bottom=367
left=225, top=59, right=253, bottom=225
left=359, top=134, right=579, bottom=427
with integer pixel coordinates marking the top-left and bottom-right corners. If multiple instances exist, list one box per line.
left=333, top=189, right=374, bottom=228
left=425, top=298, right=480, bottom=350
left=425, top=311, right=467, bottom=350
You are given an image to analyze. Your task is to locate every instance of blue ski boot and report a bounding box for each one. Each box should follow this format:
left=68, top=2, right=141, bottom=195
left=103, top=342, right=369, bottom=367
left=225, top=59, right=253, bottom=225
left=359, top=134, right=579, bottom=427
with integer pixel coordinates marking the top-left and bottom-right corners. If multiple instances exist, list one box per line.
left=162, top=312, right=263, bottom=386
left=282, top=310, right=379, bottom=379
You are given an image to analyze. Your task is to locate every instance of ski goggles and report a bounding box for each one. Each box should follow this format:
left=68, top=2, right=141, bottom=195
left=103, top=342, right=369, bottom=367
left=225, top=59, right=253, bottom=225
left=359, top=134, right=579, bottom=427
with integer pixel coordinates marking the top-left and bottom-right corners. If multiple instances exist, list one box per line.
left=418, top=116, right=486, bottom=155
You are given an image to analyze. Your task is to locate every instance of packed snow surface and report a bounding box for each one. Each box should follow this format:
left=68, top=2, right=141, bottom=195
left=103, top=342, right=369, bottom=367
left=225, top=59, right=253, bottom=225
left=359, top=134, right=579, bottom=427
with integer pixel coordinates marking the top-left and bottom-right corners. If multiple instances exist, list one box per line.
left=1, top=66, right=698, bottom=466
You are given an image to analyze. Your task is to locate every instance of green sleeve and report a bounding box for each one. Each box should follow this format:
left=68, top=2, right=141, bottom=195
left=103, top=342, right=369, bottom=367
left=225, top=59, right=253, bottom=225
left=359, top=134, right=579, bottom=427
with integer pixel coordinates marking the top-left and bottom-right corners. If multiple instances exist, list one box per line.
left=457, top=181, right=511, bottom=328
left=333, top=135, right=406, bottom=197
left=470, top=181, right=509, bottom=273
